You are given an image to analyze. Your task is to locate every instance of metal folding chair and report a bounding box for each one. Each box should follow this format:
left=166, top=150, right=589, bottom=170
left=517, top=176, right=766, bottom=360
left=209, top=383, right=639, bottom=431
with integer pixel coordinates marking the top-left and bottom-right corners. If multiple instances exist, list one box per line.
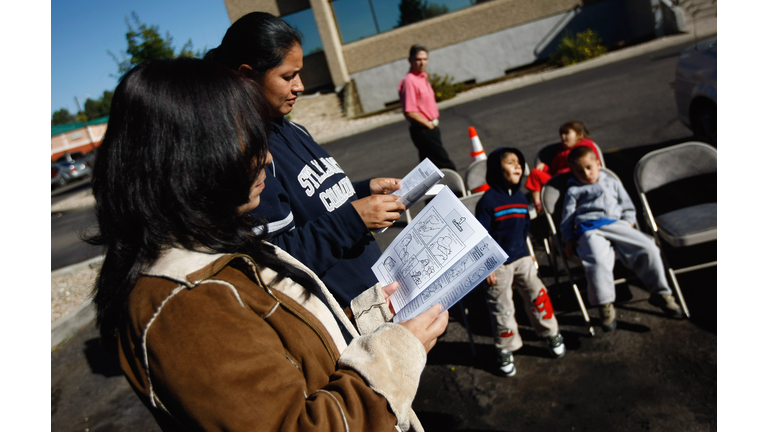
left=533, top=141, right=606, bottom=168
left=533, top=141, right=605, bottom=277
left=634, top=142, right=717, bottom=318
left=405, top=168, right=467, bottom=223
left=464, top=159, right=488, bottom=195
left=540, top=168, right=629, bottom=336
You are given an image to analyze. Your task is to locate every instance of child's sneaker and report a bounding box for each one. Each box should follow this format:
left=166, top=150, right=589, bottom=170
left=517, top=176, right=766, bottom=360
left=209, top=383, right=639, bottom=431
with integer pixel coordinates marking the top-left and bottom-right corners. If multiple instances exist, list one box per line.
left=498, top=349, right=516, bottom=377
left=598, top=303, right=617, bottom=332
left=648, top=293, right=684, bottom=319
left=546, top=333, right=566, bottom=358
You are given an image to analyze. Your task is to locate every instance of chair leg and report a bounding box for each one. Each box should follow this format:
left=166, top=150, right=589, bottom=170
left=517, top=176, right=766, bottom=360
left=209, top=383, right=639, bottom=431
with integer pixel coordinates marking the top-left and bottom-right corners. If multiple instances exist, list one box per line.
left=667, top=268, right=691, bottom=318
left=526, top=236, right=538, bottom=270
left=554, top=238, right=595, bottom=336
left=652, top=233, right=692, bottom=319
left=545, top=237, right=559, bottom=284
left=458, top=300, right=476, bottom=356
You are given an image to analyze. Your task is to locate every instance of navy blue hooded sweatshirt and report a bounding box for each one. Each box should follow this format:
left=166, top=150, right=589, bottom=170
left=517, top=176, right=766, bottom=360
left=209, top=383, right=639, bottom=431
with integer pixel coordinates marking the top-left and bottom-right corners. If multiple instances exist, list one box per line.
left=249, top=117, right=381, bottom=307
left=475, top=147, right=531, bottom=264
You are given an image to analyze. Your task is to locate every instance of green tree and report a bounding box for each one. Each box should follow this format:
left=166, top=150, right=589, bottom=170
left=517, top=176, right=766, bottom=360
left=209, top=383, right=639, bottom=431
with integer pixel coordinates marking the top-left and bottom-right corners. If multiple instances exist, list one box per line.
left=549, top=29, right=608, bottom=67
left=397, top=0, right=424, bottom=27
left=397, top=0, right=450, bottom=27
left=422, top=2, right=449, bottom=19
left=108, top=12, right=202, bottom=79
left=51, top=108, right=76, bottom=125
left=83, top=90, right=115, bottom=120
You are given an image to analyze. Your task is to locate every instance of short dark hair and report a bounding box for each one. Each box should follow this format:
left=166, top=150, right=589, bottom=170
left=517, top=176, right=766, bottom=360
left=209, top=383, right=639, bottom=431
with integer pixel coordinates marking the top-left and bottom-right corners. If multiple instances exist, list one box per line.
left=567, top=145, right=596, bottom=165
left=409, top=44, right=428, bottom=60
left=87, top=58, right=320, bottom=350
left=205, top=12, right=302, bottom=80
left=559, top=120, right=590, bottom=137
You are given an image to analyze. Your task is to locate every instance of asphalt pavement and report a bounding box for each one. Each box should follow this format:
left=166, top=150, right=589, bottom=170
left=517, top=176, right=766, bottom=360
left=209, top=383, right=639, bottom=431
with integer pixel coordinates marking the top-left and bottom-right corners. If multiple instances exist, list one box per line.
left=52, top=31, right=717, bottom=431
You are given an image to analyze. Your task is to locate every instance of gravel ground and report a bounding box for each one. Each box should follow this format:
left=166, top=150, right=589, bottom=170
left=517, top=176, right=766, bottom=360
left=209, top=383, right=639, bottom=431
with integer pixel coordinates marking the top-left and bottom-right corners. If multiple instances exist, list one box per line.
left=51, top=189, right=99, bottom=324
left=51, top=267, right=98, bottom=324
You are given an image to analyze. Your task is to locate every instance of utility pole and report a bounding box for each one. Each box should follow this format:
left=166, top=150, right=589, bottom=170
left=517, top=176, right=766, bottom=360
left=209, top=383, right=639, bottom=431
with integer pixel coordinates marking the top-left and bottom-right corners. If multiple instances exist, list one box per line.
left=74, top=96, right=95, bottom=144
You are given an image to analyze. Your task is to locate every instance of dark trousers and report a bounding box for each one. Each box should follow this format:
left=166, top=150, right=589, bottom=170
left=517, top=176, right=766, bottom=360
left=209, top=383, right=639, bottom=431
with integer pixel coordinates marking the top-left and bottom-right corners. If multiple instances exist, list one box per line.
left=408, top=125, right=457, bottom=171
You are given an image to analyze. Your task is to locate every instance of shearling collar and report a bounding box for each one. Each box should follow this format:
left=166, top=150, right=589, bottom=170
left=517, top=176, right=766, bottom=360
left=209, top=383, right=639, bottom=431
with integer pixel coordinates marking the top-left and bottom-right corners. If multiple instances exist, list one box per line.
left=143, top=247, right=230, bottom=287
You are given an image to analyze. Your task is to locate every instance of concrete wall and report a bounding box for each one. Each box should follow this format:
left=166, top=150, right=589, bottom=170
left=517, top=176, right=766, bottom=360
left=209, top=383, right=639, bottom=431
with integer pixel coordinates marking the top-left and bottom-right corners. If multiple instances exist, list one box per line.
left=224, top=0, right=311, bottom=22
left=343, top=0, right=580, bottom=75
left=351, top=0, right=656, bottom=114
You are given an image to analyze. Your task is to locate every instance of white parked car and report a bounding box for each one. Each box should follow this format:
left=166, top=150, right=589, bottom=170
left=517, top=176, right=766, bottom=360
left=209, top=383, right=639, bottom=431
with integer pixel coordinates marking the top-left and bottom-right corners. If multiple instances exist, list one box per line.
left=674, top=37, right=717, bottom=146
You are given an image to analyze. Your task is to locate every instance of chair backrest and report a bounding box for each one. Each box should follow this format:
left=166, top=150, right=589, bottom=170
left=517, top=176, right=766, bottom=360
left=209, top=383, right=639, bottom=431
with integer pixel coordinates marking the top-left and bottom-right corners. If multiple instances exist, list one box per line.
left=459, top=192, right=485, bottom=217
left=464, top=157, right=532, bottom=195
left=541, top=167, right=621, bottom=231
left=438, top=168, right=468, bottom=198
left=534, top=141, right=607, bottom=168
left=464, top=159, right=487, bottom=193
left=634, top=142, right=717, bottom=194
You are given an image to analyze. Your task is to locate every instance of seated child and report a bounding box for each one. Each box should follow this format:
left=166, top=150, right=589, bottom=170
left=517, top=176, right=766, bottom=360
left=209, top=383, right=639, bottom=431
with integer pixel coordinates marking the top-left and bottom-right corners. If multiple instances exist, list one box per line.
left=526, top=120, right=599, bottom=212
left=561, top=146, right=683, bottom=332
left=476, top=147, right=565, bottom=377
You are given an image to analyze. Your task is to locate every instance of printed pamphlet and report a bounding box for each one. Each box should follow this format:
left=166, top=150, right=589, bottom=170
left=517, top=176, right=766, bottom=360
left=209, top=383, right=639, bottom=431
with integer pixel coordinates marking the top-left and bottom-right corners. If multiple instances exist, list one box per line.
left=373, top=158, right=444, bottom=234
left=372, top=187, right=509, bottom=322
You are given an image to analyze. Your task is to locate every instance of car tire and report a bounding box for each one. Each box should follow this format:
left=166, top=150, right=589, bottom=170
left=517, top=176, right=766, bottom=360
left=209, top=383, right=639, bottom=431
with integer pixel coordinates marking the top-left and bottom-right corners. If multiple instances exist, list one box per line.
left=692, top=101, right=716, bottom=147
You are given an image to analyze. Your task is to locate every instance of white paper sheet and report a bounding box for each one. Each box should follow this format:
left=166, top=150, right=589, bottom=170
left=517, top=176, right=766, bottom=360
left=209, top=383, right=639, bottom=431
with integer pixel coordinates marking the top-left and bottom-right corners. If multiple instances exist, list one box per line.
left=373, top=159, right=444, bottom=234
left=371, top=187, right=509, bottom=322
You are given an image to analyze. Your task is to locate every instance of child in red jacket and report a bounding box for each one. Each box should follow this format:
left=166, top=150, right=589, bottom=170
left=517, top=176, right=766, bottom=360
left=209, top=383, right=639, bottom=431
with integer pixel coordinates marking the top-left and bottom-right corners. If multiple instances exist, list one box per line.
left=526, top=121, right=600, bottom=211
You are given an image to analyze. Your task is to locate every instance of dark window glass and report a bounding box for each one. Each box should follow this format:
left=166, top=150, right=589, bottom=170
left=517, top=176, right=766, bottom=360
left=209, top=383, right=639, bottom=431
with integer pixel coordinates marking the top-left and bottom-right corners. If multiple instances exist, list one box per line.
left=282, top=9, right=324, bottom=55
left=331, top=0, right=479, bottom=44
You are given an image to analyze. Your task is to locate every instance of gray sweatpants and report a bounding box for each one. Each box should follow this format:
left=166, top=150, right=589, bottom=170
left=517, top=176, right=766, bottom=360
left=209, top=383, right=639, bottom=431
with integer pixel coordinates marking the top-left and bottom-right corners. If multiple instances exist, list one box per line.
left=576, top=220, right=671, bottom=306
left=485, top=256, right=559, bottom=352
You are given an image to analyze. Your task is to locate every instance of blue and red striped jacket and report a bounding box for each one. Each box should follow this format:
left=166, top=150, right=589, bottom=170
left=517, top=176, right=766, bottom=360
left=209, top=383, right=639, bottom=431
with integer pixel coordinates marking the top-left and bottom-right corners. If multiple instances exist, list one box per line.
left=475, top=147, right=531, bottom=264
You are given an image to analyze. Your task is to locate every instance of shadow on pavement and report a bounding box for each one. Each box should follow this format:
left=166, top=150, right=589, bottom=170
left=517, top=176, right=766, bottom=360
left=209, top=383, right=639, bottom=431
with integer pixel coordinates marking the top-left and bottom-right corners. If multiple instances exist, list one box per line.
left=84, top=337, right=123, bottom=377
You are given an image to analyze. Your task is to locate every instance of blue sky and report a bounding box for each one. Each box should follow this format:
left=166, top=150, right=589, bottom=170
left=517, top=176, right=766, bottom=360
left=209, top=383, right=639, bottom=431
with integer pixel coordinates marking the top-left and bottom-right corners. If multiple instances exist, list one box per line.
left=50, top=0, right=477, bottom=117
left=51, top=0, right=232, bottom=116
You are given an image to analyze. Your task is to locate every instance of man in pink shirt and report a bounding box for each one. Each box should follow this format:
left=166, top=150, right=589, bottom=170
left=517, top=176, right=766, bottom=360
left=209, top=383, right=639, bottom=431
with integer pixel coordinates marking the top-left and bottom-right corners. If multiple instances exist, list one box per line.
left=398, top=44, right=457, bottom=170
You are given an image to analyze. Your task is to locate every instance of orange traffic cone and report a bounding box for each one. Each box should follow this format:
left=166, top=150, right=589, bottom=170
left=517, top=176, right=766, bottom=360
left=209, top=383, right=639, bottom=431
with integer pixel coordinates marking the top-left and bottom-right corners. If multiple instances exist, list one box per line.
left=468, top=126, right=489, bottom=193
left=468, top=126, right=487, bottom=162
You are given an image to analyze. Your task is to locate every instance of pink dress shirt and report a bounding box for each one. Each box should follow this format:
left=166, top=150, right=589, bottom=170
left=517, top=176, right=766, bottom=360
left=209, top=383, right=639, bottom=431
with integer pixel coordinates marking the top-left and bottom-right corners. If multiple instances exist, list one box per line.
left=398, top=71, right=439, bottom=122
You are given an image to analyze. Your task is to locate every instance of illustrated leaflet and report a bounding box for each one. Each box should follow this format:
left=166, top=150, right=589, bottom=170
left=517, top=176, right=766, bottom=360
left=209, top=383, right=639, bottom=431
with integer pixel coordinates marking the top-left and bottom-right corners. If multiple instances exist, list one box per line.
left=372, top=187, right=509, bottom=322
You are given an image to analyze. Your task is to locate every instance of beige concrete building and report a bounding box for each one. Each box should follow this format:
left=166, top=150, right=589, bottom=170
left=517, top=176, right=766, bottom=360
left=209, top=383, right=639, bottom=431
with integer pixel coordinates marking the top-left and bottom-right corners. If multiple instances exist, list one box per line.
left=222, top=0, right=682, bottom=115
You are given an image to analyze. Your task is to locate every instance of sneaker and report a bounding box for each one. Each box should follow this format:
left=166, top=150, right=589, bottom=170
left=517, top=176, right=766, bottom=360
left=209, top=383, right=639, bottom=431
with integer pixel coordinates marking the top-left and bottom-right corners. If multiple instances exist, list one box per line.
left=649, top=293, right=684, bottom=319
left=598, top=303, right=617, bottom=332
left=498, top=349, right=516, bottom=377
left=546, top=333, right=566, bottom=358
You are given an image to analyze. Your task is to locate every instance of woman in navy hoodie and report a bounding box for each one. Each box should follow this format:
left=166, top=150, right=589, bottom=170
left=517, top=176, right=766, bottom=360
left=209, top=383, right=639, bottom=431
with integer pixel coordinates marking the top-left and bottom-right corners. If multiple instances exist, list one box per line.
left=475, top=147, right=565, bottom=377
left=206, top=13, right=405, bottom=307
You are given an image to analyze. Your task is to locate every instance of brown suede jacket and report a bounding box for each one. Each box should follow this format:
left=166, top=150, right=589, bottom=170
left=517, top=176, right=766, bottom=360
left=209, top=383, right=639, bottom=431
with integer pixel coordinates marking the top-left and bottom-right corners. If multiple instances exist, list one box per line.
left=117, top=245, right=426, bottom=431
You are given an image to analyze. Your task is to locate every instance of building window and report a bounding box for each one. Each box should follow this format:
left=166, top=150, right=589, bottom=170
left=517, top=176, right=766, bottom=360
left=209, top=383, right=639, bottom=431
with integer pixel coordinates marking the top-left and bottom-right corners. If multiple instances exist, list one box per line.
left=281, top=9, right=324, bottom=55
left=331, top=0, right=483, bottom=44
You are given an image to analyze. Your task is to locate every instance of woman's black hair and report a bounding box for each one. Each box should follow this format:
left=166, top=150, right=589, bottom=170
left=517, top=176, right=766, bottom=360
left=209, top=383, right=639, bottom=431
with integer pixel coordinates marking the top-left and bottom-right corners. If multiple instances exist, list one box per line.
left=204, top=11, right=302, bottom=80
left=87, top=58, right=321, bottom=351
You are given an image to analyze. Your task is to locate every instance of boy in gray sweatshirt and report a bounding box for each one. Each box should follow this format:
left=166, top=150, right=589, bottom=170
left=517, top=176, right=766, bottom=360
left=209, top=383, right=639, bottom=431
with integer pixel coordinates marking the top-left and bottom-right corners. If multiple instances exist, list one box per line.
left=561, top=146, right=682, bottom=331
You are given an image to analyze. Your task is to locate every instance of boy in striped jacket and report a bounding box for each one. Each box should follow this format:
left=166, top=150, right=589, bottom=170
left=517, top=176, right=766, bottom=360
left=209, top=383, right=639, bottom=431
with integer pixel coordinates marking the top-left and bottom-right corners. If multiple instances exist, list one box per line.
left=476, top=147, right=565, bottom=377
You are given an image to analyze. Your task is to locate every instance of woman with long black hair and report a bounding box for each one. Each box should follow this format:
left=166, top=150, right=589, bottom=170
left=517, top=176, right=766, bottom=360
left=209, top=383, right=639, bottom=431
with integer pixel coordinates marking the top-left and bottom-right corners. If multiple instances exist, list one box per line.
left=205, top=12, right=405, bottom=308
left=88, top=58, right=446, bottom=431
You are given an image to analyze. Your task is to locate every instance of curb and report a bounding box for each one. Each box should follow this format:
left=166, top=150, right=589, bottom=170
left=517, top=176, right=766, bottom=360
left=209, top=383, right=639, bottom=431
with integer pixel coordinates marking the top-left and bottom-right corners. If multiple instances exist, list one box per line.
left=316, top=24, right=716, bottom=145
left=51, top=255, right=104, bottom=350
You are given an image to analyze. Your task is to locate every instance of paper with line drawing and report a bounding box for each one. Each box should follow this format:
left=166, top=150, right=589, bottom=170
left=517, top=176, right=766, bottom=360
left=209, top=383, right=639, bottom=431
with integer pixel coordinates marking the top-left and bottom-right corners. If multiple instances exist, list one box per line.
left=373, top=158, right=444, bottom=234
left=372, top=187, right=509, bottom=322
